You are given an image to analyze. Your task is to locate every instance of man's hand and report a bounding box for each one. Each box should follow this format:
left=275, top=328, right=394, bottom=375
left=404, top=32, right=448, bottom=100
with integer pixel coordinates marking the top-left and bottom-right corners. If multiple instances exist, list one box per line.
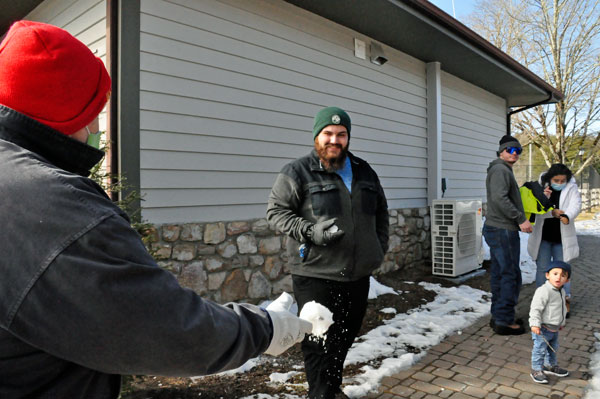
left=519, top=219, right=533, bottom=233
left=531, top=326, right=541, bottom=335
left=309, top=218, right=345, bottom=246
left=264, top=293, right=313, bottom=356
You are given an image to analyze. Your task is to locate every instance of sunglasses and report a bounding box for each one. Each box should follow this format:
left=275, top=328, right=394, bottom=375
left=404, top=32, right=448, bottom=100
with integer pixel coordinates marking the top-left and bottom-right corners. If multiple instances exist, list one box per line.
left=506, top=146, right=522, bottom=155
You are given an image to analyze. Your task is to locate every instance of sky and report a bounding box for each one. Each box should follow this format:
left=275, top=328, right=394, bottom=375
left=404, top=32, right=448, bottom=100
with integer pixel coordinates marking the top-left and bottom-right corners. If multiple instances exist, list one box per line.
left=427, top=0, right=478, bottom=21
left=189, top=218, right=600, bottom=398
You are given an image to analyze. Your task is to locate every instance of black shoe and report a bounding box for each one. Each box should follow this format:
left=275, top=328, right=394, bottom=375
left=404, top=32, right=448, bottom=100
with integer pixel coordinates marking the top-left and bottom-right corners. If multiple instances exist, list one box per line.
left=491, top=318, right=523, bottom=329
left=543, top=365, right=569, bottom=377
left=493, top=323, right=525, bottom=335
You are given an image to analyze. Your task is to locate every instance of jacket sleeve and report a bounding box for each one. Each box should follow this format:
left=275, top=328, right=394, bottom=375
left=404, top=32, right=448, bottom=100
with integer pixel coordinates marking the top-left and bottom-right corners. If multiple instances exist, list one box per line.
left=528, top=287, right=547, bottom=328
left=8, top=214, right=272, bottom=377
left=489, top=165, right=527, bottom=224
left=562, top=183, right=582, bottom=221
left=266, top=171, right=312, bottom=242
left=376, top=178, right=389, bottom=254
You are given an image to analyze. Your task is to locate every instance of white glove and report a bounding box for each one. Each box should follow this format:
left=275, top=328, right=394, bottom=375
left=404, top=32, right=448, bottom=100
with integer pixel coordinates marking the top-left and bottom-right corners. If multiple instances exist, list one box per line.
left=264, top=292, right=313, bottom=356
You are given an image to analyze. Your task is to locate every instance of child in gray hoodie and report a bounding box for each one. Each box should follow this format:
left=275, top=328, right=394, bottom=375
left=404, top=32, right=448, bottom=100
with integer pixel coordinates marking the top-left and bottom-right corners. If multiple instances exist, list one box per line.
left=529, top=260, right=571, bottom=384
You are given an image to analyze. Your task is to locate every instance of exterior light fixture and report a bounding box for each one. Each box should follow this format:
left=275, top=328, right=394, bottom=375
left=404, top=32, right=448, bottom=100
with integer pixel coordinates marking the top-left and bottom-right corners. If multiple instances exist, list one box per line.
left=370, top=42, right=388, bottom=65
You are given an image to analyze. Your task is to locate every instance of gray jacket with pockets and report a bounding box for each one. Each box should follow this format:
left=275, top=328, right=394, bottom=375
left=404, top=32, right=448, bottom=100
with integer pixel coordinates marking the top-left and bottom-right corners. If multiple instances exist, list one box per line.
left=0, top=105, right=272, bottom=399
left=529, top=280, right=567, bottom=330
left=485, top=158, right=527, bottom=231
left=266, top=150, right=389, bottom=282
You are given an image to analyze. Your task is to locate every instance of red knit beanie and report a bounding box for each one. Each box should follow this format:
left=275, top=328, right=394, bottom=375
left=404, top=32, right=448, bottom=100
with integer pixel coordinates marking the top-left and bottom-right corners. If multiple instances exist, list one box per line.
left=0, top=20, right=111, bottom=135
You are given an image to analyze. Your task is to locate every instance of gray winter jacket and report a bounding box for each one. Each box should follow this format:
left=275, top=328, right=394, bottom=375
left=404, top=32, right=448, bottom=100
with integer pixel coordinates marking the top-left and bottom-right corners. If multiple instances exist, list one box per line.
left=267, top=150, right=389, bottom=282
left=485, top=158, right=526, bottom=230
left=0, top=106, right=271, bottom=398
left=529, top=281, right=567, bottom=330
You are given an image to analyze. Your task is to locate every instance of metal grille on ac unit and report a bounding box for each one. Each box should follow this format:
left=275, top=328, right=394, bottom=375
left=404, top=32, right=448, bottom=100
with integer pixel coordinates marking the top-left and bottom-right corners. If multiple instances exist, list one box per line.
left=431, top=199, right=483, bottom=277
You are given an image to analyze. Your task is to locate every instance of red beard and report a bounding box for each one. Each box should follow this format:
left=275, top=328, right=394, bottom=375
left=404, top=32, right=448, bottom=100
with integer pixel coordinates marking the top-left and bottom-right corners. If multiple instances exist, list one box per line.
left=315, top=141, right=348, bottom=172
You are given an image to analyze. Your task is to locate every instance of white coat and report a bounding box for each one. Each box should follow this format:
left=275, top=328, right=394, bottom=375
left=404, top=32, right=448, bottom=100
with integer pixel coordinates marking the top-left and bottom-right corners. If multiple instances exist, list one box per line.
left=527, top=174, right=581, bottom=262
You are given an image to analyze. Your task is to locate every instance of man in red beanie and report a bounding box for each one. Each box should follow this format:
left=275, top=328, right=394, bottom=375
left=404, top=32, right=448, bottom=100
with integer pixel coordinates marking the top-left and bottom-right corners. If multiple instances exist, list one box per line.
left=0, top=21, right=311, bottom=398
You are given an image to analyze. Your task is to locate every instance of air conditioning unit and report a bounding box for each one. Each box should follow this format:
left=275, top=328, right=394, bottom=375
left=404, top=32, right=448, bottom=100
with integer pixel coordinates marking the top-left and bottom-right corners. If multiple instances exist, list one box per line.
left=431, top=199, right=483, bottom=277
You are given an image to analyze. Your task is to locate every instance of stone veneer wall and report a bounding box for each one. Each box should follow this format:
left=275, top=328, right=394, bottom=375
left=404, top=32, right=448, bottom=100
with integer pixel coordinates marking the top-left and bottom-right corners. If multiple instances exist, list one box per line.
left=146, top=207, right=431, bottom=304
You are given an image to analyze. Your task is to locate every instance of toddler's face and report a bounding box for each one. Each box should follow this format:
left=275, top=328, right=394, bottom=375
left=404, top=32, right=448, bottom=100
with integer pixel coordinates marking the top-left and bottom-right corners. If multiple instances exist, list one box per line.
left=545, top=268, right=569, bottom=289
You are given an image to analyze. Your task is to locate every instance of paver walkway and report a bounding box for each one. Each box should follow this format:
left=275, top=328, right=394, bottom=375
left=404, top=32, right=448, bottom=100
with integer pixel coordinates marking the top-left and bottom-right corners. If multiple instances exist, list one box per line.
left=369, top=234, right=600, bottom=399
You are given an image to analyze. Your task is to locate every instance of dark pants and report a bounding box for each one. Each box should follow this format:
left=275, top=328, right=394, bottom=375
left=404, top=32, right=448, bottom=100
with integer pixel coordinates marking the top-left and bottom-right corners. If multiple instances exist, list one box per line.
left=482, top=224, right=521, bottom=326
left=292, top=275, right=370, bottom=399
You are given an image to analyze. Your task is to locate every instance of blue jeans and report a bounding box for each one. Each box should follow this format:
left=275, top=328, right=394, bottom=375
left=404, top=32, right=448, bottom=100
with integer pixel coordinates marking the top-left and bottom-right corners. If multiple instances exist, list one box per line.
left=531, top=327, right=559, bottom=370
left=483, top=224, right=521, bottom=326
left=535, top=240, right=566, bottom=293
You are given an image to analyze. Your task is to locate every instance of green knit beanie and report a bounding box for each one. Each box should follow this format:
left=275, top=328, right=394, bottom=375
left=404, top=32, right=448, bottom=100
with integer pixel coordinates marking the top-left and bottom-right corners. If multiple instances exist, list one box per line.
left=312, top=106, right=351, bottom=140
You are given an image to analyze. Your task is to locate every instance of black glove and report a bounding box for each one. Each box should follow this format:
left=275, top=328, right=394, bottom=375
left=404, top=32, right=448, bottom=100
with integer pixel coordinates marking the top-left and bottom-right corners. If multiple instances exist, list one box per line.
left=308, top=218, right=345, bottom=246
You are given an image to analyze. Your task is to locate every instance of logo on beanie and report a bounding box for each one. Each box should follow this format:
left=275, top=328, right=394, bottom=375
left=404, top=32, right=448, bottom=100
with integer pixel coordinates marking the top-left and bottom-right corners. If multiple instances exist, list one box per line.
left=331, top=115, right=341, bottom=124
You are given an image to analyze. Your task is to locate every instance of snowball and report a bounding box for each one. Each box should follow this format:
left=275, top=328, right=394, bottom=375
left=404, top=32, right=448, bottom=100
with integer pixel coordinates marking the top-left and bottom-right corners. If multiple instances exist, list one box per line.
left=326, top=224, right=339, bottom=233
left=299, top=301, right=334, bottom=338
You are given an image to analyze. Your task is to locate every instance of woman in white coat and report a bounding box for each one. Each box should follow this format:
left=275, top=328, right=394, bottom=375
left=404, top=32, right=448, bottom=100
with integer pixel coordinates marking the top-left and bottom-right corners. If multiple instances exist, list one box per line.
left=527, top=163, right=581, bottom=315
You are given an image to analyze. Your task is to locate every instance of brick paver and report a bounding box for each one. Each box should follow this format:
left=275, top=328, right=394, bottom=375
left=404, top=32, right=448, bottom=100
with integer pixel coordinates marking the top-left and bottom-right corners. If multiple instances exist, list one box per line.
left=369, top=235, right=600, bottom=399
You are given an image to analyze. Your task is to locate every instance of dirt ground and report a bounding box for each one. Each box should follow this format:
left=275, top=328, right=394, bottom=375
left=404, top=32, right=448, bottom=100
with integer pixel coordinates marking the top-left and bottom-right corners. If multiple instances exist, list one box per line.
left=120, top=262, right=492, bottom=399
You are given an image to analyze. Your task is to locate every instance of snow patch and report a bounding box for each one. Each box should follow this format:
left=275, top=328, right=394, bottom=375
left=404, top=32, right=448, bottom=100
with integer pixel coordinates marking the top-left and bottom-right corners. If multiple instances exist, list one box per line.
left=269, top=371, right=300, bottom=384
left=369, top=276, right=398, bottom=299
left=583, top=332, right=600, bottom=399
left=342, top=282, right=490, bottom=397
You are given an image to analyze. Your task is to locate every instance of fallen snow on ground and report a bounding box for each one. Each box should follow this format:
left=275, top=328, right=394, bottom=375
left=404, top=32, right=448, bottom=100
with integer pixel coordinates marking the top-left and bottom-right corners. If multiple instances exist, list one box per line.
left=341, top=282, right=490, bottom=397
left=368, top=276, right=398, bottom=299
left=218, top=219, right=600, bottom=399
left=268, top=371, right=300, bottom=384
left=575, top=218, right=600, bottom=235
left=583, top=332, right=600, bottom=399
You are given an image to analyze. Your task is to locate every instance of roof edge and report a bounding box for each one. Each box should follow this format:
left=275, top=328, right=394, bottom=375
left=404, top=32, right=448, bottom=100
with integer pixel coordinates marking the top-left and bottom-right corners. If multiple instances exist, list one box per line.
left=406, top=0, right=564, bottom=103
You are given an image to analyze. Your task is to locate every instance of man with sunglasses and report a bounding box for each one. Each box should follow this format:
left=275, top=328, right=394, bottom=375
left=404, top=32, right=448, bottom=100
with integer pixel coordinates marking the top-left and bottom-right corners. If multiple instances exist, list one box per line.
left=483, top=135, right=532, bottom=335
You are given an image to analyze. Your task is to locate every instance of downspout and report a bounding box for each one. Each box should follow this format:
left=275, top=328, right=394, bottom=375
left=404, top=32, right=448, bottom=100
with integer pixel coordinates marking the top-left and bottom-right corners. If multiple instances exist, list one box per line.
left=506, top=92, right=554, bottom=135
left=106, top=0, right=119, bottom=201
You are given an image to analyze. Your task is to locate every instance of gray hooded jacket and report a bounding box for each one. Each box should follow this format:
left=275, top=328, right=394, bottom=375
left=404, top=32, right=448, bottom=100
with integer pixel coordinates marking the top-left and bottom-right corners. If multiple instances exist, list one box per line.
left=485, top=158, right=527, bottom=230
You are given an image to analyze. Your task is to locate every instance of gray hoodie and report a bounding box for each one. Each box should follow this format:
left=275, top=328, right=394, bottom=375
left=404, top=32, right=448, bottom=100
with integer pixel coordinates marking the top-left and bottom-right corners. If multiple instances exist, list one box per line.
left=485, top=158, right=526, bottom=230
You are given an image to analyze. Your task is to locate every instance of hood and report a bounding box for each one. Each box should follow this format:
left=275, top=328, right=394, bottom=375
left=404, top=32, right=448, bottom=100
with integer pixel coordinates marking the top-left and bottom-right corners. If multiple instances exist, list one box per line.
left=487, top=158, right=511, bottom=172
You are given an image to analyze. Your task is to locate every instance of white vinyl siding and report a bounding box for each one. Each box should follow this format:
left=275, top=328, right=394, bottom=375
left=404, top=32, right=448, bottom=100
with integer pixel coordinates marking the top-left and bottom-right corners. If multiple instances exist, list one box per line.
left=25, top=0, right=107, bottom=132
left=139, top=0, right=428, bottom=224
left=441, top=71, right=506, bottom=202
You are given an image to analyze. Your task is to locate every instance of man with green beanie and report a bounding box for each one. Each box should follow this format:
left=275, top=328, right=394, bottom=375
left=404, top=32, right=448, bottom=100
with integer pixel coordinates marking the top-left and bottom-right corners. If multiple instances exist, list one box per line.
left=267, top=106, right=389, bottom=399
left=483, top=134, right=533, bottom=336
